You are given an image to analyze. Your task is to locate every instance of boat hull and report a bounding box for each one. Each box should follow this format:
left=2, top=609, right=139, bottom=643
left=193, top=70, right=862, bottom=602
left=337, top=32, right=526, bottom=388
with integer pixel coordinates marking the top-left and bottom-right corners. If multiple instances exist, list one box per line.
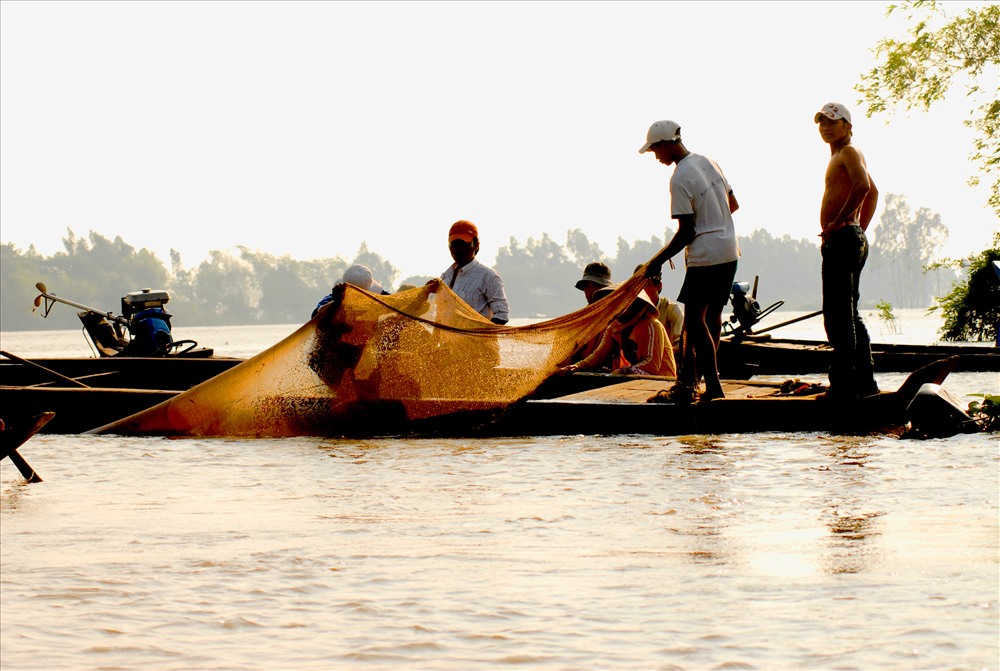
left=0, top=356, right=242, bottom=390
left=717, top=337, right=998, bottom=378
left=0, top=386, right=179, bottom=434
left=0, top=355, right=240, bottom=434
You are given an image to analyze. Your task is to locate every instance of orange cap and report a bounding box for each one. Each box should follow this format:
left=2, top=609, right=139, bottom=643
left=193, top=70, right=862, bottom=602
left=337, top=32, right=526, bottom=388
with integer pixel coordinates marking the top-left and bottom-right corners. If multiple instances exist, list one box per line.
left=448, top=220, right=478, bottom=243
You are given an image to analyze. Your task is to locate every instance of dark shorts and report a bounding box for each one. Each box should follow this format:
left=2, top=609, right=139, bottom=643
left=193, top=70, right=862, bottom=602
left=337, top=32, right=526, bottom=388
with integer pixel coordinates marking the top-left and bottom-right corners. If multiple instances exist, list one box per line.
left=677, top=260, right=738, bottom=306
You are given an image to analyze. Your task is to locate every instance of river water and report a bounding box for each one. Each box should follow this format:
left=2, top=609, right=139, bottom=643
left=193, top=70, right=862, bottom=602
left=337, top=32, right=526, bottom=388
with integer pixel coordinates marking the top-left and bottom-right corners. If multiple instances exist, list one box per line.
left=1, top=310, right=997, bottom=670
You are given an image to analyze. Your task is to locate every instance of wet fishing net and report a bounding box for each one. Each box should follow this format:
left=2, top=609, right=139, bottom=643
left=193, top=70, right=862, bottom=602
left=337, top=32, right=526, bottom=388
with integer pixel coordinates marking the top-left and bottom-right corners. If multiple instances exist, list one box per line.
left=95, top=273, right=650, bottom=437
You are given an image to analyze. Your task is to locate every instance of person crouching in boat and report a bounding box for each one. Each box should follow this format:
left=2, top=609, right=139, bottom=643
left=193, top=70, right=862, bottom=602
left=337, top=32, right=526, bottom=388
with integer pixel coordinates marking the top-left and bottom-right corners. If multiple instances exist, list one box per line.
left=560, top=290, right=676, bottom=377
left=564, top=262, right=616, bottom=368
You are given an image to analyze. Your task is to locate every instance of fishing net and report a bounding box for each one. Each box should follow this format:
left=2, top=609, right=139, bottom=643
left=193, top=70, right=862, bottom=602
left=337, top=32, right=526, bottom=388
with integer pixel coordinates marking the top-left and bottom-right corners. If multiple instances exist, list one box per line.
left=94, top=273, right=650, bottom=437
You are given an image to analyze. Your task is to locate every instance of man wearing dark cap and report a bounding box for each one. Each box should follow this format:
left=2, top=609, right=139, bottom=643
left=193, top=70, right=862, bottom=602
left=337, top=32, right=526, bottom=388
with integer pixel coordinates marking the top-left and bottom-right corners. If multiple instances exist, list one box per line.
left=575, top=261, right=612, bottom=304
left=815, top=101, right=880, bottom=400
left=441, top=220, right=509, bottom=325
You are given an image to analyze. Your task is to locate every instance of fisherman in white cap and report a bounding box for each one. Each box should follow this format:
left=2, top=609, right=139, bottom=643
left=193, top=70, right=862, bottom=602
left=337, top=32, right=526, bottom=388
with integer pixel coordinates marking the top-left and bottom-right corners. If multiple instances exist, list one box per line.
left=311, top=264, right=389, bottom=318
left=638, top=120, right=740, bottom=403
left=814, top=101, right=880, bottom=401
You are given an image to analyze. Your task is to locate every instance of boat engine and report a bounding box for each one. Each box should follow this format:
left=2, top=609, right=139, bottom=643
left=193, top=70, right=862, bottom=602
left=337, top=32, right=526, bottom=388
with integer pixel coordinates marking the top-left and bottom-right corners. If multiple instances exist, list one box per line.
left=120, top=289, right=174, bottom=356
left=32, top=282, right=205, bottom=357
left=729, top=281, right=762, bottom=331
left=905, top=383, right=981, bottom=438
left=722, top=277, right=784, bottom=339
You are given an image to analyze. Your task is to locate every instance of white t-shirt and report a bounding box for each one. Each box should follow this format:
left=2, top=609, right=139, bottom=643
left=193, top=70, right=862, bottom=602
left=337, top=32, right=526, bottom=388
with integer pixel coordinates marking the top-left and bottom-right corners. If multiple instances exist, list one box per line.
left=669, top=153, right=739, bottom=267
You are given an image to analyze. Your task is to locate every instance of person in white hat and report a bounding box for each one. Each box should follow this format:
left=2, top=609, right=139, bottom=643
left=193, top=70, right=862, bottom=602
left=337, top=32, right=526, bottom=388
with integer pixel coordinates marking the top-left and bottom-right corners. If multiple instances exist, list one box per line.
left=814, top=101, right=880, bottom=401
left=638, top=120, right=740, bottom=403
left=311, top=264, right=389, bottom=318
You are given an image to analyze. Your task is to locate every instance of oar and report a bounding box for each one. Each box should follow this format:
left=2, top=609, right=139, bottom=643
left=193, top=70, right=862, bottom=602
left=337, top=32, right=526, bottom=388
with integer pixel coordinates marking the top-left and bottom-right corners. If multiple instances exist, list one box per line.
left=750, top=310, right=823, bottom=337
left=7, top=447, right=43, bottom=483
left=0, top=412, right=54, bottom=483
left=0, top=351, right=91, bottom=388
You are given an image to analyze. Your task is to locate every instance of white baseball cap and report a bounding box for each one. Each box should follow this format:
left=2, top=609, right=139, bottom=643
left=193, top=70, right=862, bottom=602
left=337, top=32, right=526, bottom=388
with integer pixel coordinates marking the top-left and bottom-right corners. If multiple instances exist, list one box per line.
left=814, top=102, right=852, bottom=124
left=638, top=120, right=682, bottom=154
left=340, top=264, right=384, bottom=294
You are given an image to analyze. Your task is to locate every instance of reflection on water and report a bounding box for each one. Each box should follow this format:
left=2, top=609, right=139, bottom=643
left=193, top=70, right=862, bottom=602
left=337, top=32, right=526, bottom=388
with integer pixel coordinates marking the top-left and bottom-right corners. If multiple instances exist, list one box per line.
left=820, top=441, right=884, bottom=575
left=3, top=427, right=997, bottom=671
left=1, top=324, right=997, bottom=670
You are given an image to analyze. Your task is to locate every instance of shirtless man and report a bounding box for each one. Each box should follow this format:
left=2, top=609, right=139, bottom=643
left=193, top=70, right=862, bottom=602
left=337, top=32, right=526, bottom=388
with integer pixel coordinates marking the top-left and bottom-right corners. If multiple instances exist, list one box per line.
left=815, top=102, right=880, bottom=400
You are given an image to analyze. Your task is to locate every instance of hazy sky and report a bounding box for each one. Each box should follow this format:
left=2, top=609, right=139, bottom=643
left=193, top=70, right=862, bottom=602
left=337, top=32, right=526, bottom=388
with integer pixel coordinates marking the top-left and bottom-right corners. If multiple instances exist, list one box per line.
left=2, top=1, right=996, bottom=283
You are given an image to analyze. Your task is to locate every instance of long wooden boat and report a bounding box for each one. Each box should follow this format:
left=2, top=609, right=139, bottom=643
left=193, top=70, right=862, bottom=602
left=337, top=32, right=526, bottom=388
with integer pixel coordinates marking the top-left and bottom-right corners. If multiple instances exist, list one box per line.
left=352, top=356, right=966, bottom=438
left=90, top=356, right=970, bottom=439
left=0, top=353, right=242, bottom=390
left=0, top=353, right=241, bottom=434
left=717, top=335, right=998, bottom=379
left=1, top=386, right=181, bottom=434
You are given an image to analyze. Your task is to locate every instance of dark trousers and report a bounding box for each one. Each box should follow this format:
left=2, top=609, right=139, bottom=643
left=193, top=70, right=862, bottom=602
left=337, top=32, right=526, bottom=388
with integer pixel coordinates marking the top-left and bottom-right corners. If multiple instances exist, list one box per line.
left=821, top=225, right=877, bottom=397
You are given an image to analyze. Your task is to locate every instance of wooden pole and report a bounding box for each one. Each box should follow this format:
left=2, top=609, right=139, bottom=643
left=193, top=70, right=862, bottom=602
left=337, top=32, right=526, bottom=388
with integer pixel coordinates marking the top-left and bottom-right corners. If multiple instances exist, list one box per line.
left=0, top=351, right=91, bottom=388
left=750, top=310, right=823, bottom=337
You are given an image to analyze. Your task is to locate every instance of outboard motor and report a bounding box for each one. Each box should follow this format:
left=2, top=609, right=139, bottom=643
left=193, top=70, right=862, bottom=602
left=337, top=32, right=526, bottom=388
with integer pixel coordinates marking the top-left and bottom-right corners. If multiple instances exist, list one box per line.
left=729, top=281, right=762, bottom=332
left=32, top=281, right=205, bottom=357
left=120, top=289, right=173, bottom=356
left=905, top=383, right=981, bottom=438
left=722, top=276, right=784, bottom=339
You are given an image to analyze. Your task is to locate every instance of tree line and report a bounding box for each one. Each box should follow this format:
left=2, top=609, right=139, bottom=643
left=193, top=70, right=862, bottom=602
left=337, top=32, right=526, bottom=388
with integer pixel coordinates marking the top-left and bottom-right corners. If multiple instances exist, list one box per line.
left=0, top=193, right=961, bottom=332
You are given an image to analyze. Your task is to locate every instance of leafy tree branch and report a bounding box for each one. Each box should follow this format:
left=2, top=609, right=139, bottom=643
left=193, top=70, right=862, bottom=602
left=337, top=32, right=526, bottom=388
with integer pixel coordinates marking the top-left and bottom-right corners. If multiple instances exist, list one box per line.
left=856, top=1, right=1000, bottom=215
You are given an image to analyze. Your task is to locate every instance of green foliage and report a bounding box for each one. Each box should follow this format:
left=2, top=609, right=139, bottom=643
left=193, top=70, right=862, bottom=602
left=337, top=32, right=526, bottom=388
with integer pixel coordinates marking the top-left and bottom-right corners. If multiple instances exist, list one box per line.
left=931, top=230, right=1000, bottom=342
left=4, top=224, right=966, bottom=328
left=1, top=243, right=50, bottom=330
left=874, top=299, right=901, bottom=334
left=1, top=231, right=169, bottom=331
left=856, top=1, right=1000, bottom=215
left=967, top=393, right=999, bottom=432
left=495, top=233, right=579, bottom=318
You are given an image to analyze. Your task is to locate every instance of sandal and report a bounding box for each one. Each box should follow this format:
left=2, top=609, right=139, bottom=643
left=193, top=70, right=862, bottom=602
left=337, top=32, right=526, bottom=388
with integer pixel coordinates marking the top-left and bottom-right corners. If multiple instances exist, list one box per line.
left=648, top=383, right=699, bottom=405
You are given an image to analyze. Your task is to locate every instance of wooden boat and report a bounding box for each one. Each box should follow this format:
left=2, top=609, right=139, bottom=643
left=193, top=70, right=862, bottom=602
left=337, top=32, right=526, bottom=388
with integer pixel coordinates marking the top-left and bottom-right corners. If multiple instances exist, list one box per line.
left=91, top=356, right=971, bottom=439
left=717, top=335, right=998, bottom=379
left=714, top=280, right=998, bottom=378
left=0, top=353, right=241, bottom=434
left=0, top=352, right=242, bottom=390
left=13, top=274, right=979, bottom=437
left=368, top=356, right=967, bottom=438
left=503, top=359, right=950, bottom=437
left=2, top=281, right=249, bottom=433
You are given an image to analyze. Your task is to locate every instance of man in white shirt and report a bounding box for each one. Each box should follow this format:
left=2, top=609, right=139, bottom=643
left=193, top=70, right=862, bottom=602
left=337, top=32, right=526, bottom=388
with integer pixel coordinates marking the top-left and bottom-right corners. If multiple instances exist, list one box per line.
left=440, top=220, right=510, bottom=325
left=640, top=120, right=739, bottom=402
